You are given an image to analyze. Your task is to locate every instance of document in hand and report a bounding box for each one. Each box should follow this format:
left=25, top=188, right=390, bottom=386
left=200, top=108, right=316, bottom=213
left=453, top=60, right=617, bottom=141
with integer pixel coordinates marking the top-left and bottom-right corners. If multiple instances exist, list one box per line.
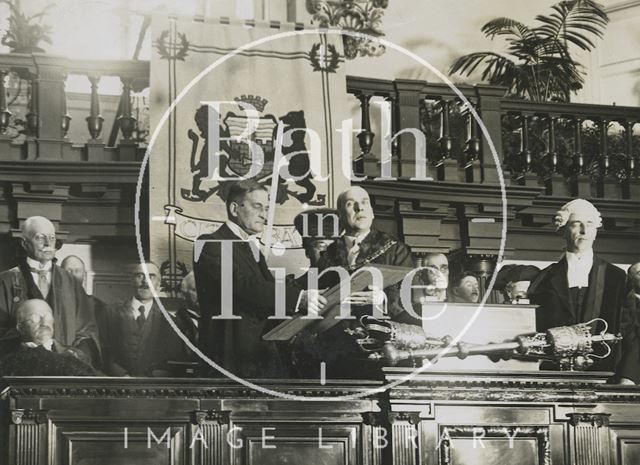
left=263, top=265, right=413, bottom=341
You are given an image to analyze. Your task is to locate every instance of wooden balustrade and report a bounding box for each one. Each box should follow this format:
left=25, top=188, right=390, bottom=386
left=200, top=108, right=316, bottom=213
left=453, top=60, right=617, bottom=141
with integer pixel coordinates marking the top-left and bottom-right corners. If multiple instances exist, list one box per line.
left=0, top=53, right=149, bottom=162
left=346, top=77, right=640, bottom=200
left=0, top=52, right=638, bottom=201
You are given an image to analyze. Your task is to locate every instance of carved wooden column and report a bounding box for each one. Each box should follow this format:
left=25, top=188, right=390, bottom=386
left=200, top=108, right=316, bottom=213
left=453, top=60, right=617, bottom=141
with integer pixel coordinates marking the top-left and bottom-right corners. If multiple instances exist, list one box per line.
left=117, top=77, right=138, bottom=161
left=24, top=74, right=39, bottom=159
left=32, top=55, right=67, bottom=159
left=475, top=85, right=506, bottom=184
left=355, top=92, right=374, bottom=177
left=389, top=411, right=420, bottom=465
left=463, top=101, right=481, bottom=183
left=626, top=120, right=640, bottom=198
left=85, top=74, right=105, bottom=161
left=191, top=410, right=230, bottom=465
left=10, top=409, right=49, bottom=465
left=598, top=118, right=622, bottom=199
left=0, top=70, right=12, bottom=158
left=544, top=115, right=570, bottom=196
left=394, top=79, right=426, bottom=179
left=520, top=114, right=540, bottom=188
left=362, top=412, right=385, bottom=465
left=573, top=116, right=591, bottom=198
left=437, top=98, right=460, bottom=181
left=567, top=413, right=611, bottom=465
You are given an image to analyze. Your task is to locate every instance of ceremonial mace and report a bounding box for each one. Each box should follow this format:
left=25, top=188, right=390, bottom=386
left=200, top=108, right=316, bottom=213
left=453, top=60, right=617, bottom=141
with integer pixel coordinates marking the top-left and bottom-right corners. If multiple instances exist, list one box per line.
left=350, top=317, right=622, bottom=371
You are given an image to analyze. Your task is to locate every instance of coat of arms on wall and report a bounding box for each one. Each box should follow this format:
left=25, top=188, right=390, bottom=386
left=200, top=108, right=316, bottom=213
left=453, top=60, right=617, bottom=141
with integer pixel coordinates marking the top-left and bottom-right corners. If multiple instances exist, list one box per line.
left=181, top=95, right=325, bottom=207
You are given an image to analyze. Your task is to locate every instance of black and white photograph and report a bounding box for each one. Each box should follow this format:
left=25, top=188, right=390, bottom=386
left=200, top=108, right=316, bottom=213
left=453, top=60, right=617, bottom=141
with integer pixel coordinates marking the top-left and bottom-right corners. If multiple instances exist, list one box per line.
left=0, top=0, right=639, bottom=464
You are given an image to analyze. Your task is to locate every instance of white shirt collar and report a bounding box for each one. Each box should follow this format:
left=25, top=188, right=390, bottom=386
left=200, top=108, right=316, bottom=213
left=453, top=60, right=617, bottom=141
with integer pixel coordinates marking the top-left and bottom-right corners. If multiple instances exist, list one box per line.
left=226, top=221, right=251, bottom=240
left=344, top=229, right=370, bottom=248
left=26, top=257, right=52, bottom=272
left=565, top=249, right=594, bottom=288
left=131, top=298, right=153, bottom=318
left=23, top=339, right=54, bottom=351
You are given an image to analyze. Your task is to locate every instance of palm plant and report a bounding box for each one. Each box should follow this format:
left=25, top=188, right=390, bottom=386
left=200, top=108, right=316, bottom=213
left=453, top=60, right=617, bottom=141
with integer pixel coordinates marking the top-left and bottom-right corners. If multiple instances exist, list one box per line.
left=449, top=0, right=608, bottom=102
left=1, top=0, right=53, bottom=53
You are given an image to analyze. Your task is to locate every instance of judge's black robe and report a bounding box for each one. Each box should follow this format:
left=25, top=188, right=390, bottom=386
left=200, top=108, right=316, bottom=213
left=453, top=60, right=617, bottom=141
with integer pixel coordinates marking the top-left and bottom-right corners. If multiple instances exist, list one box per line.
left=529, top=255, right=638, bottom=381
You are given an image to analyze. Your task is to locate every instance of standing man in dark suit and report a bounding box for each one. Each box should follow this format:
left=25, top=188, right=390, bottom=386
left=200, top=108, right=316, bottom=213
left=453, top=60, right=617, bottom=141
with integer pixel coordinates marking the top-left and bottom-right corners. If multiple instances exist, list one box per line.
left=0, top=216, right=98, bottom=364
left=61, top=255, right=111, bottom=372
left=108, top=262, right=186, bottom=376
left=193, top=180, right=326, bottom=379
left=528, top=199, right=638, bottom=382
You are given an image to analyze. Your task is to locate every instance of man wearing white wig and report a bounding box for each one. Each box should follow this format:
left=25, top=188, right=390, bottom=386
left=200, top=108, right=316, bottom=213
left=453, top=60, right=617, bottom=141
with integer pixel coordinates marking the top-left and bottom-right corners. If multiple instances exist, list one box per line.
left=529, top=199, right=638, bottom=383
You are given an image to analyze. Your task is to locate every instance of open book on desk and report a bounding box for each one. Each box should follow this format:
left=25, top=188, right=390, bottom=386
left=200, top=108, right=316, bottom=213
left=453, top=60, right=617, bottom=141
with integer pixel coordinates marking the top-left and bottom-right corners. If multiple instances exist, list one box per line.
left=263, top=264, right=412, bottom=341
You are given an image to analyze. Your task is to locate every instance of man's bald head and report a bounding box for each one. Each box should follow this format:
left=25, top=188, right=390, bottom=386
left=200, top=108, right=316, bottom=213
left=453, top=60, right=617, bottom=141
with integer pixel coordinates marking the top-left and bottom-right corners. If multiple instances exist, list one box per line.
left=61, top=255, right=86, bottom=283
left=16, top=299, right=55, bottom=345
left=20, top=216, right=57, bottom=264
left=336, top=186, right=374, bottom=235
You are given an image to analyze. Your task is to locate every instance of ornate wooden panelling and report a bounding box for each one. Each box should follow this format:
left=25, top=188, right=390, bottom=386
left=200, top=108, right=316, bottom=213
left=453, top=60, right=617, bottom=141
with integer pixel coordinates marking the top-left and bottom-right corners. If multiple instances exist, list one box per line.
left=3, top=374, right=640, bottom=464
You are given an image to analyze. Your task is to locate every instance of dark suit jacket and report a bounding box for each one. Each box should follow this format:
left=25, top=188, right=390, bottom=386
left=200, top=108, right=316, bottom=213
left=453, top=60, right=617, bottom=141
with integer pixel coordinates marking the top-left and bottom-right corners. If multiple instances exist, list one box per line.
left=193, top=223, right=302, bottom=378
left=108, top=300, right=186, bottom=377
left=529, top=255, right=636, bottom=379
left=0, top=261, right=98, bottom=355
left=317, top=228, right=414, bottom=320
left=303, top=229, right=414, bottom=379
left=0, top=341, right=95, bottom=377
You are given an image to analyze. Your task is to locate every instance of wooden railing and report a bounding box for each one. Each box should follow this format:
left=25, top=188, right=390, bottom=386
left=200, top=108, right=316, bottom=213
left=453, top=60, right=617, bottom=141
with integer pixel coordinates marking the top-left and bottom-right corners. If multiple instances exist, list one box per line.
left=0, top=53, right=149, bottom=162
left=1, top=52, right=639, bottom=201
left=347, top=78, right=640, bottom=200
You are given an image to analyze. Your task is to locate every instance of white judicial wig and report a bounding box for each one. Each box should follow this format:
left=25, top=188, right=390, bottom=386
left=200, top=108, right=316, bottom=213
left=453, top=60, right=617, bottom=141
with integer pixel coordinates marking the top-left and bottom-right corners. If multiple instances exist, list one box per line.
left=553, top=198, right=603, bottom=231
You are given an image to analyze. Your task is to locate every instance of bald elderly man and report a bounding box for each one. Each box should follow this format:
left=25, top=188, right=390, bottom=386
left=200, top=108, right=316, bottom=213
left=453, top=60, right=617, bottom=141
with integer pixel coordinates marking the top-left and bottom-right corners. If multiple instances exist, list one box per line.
left=529, top=199, right=638, bottom=382
left=0, top=217, right=98, bottom=362
left=0, top=299, right=95, bottom=376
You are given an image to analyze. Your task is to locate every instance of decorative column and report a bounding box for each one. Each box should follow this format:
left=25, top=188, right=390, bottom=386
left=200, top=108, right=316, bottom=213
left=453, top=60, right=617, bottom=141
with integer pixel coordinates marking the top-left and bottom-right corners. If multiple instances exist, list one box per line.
left=544, top=115, right=570, bottom=196
left=0, top=70, right=12, bottom=135
left=437, top=98, right=459, bottom=181
left=191, top=410, right=230, bottom=465
left=520, top=114, right=540, bottom=188
left=567, top=413, right=611, bottom=465
left=573, top=116, right=590, bottom=197
left=394, top=79, right=427, bottom=179
left=362, top=412, right=385, bottom=465
left=463, top=101, right=481, bottom=183
left=85, top=74, right=105, bottom=161
left=117, top=77, right=138, bottom=161
left=626, top=120, right=640, bottom=198
left=475, top=85, right=507, bottom=184
left=355, top=92, right=374, bottom=177
left=10, top=409, right=49, bottom=465
left=388, top=412, right=420, bottom=465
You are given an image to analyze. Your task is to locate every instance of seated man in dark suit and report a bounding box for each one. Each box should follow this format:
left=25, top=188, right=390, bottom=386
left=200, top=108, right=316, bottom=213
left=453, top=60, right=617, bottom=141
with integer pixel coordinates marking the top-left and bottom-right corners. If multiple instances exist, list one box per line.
left=528, top=199, right=638, bottom=383
left=0, top=299, right=95, bottom=377
left=108, top=262, right=186, bottom=377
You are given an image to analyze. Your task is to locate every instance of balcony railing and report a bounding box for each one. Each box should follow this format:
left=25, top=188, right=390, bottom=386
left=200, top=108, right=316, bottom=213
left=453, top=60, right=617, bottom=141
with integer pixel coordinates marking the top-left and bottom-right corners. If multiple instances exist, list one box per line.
left=0, top=53, right=149, bottom=163
left=1, top=52, right=639, bottom=200
left=347, top=77, right=640, bottom=200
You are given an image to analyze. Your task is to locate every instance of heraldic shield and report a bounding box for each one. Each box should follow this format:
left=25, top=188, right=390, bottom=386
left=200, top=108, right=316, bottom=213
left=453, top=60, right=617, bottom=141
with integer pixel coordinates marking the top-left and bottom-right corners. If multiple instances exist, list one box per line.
left=149, top=16, right=350, bottom=290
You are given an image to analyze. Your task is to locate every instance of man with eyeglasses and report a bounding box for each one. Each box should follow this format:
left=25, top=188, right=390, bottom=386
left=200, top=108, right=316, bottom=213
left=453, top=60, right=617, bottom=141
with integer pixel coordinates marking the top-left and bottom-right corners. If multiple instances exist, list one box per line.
left=0, top=216, right=99, bottom=364
left=194, top=180, right=327, bottom=378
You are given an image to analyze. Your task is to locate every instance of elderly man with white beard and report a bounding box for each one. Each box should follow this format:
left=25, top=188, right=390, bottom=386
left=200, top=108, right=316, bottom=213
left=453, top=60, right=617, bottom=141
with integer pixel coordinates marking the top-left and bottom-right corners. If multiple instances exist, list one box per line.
left=0, top=216, right=98, bottom=364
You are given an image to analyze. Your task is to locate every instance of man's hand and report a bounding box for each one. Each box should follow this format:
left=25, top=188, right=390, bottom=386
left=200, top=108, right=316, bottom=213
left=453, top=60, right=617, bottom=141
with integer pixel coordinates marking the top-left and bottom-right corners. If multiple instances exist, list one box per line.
left=619, top=377, right=636, bottom=386
left=299, top=289, right=328, bottom=316
left=343, top=285, right=385, bottom=307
